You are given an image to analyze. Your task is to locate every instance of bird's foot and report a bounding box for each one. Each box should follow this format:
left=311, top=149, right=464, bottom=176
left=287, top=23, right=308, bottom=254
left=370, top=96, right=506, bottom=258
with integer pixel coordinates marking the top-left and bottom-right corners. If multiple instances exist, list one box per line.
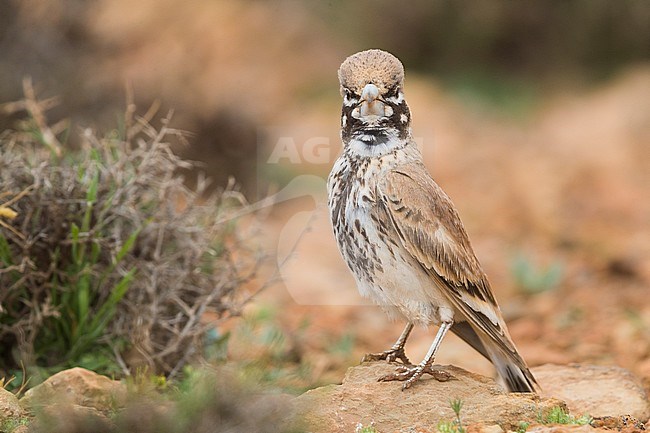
left=361, top=346, right=411, bottom=365
left=378, top=364, right=453, bottom=390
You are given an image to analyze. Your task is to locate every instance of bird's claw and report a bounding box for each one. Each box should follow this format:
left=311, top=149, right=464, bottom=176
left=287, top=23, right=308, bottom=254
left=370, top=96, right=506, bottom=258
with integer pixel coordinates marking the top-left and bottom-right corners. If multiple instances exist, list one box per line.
left=361, top=346, right=411, bottom=365
left=378, top=364, right=453, bottom=390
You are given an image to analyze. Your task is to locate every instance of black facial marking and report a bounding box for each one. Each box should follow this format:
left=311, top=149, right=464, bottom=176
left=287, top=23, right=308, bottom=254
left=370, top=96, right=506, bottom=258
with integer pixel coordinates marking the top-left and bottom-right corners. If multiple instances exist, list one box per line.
left=355, top=129, right=391, bottom=146
left=383, top=85, right=399, bottom=99
left=340, top=85, right=410, bottom=144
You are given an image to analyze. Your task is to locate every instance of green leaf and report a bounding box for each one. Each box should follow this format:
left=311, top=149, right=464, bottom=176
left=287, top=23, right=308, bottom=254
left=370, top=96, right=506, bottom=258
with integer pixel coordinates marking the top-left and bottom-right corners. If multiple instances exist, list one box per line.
left=108, top=267, right=136, bottom=305
left=0, top=233, right=14, bottom=266
left=91, top=267, right=136, bottom=331
left=116, top=229, right=140, bottom=263
left=90, top=240, right=101, bottom=264
left=75, top=267, right=91, bottom=336
left=81, top=169, right=99, bottom=235
left=96, top=226, right=142, bottom=291
left=89, top=147, right=102, bottom=164
left=85, top=168, right=99, bottom=204
left=70, top=223, right=80, bottom=266
left=69, top=268, right=136, bottom=360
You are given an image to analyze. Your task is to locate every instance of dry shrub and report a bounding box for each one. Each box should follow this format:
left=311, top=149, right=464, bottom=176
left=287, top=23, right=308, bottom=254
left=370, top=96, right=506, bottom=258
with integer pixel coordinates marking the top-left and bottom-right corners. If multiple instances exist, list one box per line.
left=0, top=82, right=265, bottom=381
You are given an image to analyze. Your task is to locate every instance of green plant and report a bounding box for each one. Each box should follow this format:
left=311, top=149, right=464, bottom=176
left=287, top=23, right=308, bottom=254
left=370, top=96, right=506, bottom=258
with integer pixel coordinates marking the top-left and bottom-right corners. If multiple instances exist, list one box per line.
left=511, top=253, right=563, bottom=294
left=539, top=406, right=592, bottom=425
left=438, top=398, right=466, bottom=433
left=23, top=156, right=139, bottom=374
left=517, top=421, right=530, bottom=433
left=355, top=423, right=378, bottom=433
left=0, top=83, right=265, bottom=387
left=0, top=416, right=30, bottom=433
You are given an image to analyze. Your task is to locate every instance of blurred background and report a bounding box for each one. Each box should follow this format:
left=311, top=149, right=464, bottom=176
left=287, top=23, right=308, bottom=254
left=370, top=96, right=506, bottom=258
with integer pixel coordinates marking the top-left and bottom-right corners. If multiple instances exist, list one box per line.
left=1, top=0, right=649, bottom=392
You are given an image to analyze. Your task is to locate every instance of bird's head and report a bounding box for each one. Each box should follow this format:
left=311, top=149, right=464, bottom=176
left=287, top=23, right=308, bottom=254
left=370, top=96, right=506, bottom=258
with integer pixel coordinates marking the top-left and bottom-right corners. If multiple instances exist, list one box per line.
left=338, top=49, right=411, bottom=156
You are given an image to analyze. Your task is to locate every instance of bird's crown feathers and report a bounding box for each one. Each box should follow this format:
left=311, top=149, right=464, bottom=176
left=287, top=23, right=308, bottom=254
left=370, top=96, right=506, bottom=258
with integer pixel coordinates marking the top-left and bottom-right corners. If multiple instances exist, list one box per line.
left=338, top=49, right=404, bottom=95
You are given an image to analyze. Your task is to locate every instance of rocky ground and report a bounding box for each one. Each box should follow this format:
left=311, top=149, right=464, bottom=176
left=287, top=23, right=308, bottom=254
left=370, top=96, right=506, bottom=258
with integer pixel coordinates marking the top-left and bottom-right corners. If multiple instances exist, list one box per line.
left=294, top=362, right=649, bottom=433
left=1, top=364, right=648, bottom=432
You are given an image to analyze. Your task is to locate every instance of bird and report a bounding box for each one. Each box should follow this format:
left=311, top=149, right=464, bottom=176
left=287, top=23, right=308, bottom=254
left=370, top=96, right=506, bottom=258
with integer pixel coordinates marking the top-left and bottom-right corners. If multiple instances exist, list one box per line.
left=327, top=49, right=538, bottom=392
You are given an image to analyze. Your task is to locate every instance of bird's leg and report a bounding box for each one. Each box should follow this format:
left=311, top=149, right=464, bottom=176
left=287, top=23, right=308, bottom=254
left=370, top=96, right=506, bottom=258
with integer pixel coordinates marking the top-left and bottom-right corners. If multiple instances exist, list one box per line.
left=362, top=322, right=413, bottom=364
left=379, top=321, right=454, bottom=390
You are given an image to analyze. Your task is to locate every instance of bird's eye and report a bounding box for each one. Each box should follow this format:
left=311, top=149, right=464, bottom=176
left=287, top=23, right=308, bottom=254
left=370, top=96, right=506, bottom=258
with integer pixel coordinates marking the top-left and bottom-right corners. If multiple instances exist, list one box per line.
left=342, top=89, right=357, bottom=106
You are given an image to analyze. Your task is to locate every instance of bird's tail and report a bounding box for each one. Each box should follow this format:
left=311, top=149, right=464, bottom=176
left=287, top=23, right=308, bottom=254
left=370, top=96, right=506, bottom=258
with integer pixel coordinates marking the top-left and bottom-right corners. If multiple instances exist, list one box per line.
left=450, top=321, right=537, bottom=393
left=484, top=340, right=538, bottom=393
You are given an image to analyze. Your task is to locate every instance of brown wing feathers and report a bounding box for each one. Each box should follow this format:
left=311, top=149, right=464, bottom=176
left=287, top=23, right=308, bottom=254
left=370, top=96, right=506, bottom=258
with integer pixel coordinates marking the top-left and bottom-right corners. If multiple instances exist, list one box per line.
left=377, top=162, right=538, bottom=391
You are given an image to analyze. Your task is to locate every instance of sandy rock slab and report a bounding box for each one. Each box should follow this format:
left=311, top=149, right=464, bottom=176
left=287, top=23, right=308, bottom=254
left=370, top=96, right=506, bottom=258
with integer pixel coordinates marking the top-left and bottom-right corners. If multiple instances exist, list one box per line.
left=294, top=362, right=564, bottom=433
left=533, top=364, right=650, bottom=422
left=20, top=367, right=127, bottom=415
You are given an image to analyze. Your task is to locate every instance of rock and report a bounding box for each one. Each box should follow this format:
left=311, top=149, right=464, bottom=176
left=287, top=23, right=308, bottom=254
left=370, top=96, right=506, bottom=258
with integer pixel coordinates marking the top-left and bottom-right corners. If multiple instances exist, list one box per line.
left=591, top=415, right=647, bottom=431
left=526, top=425, right=607, bottom=433
left=20, top=367, right=127, bottom=415
left=466, top=423, right=505, bottom=433
left=294, top=362, right=564, bottom=433
left=0, top=386, right=23, bottom=420
left=532, top=364, right=650, bottom=421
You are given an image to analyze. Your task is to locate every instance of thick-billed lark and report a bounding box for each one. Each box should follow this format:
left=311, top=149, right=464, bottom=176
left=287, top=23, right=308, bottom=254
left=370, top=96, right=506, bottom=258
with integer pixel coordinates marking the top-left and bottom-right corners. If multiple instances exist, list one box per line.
left=327, top=49, right=537, bottom=392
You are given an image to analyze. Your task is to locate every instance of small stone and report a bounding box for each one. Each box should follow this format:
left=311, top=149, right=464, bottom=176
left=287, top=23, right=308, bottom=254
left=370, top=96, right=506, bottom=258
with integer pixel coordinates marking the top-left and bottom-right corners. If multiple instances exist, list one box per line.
left=591, top=415, right=646, bottom=431
left=20, top=367, right=127, bottom=415
left=467, top=423, right=504, bottom=433
left=482, top=424, right=505, bottom=433
left=526, top=425, right=604, bottom=433
left=0, top=387, right=23, bottom=420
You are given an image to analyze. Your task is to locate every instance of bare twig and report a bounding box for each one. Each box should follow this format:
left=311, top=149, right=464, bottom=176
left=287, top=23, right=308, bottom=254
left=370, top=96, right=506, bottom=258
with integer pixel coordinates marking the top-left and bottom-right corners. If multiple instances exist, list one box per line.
left=22, top=77, right=63, bottom=157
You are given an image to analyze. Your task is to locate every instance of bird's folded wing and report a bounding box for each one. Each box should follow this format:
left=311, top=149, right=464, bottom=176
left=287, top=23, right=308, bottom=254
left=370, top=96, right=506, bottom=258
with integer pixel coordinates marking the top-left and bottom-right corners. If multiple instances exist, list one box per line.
left=376, top=161, right=517, bottom=354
